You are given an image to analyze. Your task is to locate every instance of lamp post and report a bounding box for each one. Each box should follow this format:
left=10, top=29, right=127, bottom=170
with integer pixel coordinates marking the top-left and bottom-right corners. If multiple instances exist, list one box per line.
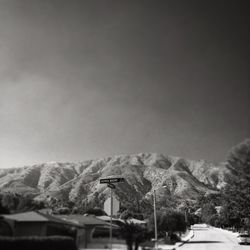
left=153, top=189, right=158, bottom=250
left=153, top=185, right=167, bottom=250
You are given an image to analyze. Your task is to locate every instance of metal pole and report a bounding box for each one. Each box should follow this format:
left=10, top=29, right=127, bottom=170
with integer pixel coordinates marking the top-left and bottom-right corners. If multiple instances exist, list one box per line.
left=153, top=189, right=158, bottom=250
left=109, top=187, right=113, bottom=250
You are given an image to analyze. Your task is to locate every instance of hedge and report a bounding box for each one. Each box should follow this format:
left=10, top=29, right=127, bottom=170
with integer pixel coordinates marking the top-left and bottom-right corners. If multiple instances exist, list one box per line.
left=0, top=235, right=77, bottom=250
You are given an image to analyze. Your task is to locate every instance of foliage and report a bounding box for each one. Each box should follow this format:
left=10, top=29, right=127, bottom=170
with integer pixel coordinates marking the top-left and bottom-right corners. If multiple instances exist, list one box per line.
left=53, top=207, right=71, bottom=215
left=189, top=139, right=250, bottom=230
left=226, top=138, right=250, bottom=177
left=200, top=139, right=250, bottom=230
left=0, top=193, right=19, bottom=212
left=47, top=192, right=108, bottom=215
left=200, top=203, right=217, bottom=224
left=119, top=221, right=150, bottom=250
left=134, top=198, right=153, bottom=219
left=87, top=192, right=104, bottom=209
left=0, top=200, right=9, bottom=214
left=220, top=177, right=250, bottom=229
left=157, top=194, right=179, bottom=211
left=0, top=193, right=45, bottom=213
left=177, top=199, right=198, bottom=225
left=160, top=209, right=186, bottom=234
left=219, top=139, right=250, bottom=230
left=85, top=207, right=107, bottom=216
left=208, top=214, right=220, bottom=227
left=119, top=208, right=144, bottom=220
left=0, top=236, right=77, bottom=250
left=196, top=193, right=222, bottom=208
left=120, top=210, right=134, bottom=220
left=148, top=209, right=186, bottom=237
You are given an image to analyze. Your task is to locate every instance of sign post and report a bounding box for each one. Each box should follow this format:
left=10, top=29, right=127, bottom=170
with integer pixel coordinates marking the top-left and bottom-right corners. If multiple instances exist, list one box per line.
left=100, top=177, right=125, bottom=250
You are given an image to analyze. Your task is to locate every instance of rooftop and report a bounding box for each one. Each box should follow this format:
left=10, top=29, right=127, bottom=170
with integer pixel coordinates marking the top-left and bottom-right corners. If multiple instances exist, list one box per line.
left=2, top=211, right=84, bottom=228
left=3, top=211, right=48, bottom=222
left=56, top=214, right=109, bottom=226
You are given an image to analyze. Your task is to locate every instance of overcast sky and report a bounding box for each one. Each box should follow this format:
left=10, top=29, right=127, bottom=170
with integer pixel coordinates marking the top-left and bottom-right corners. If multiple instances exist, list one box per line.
left=0, top=0, right=249, bottom=168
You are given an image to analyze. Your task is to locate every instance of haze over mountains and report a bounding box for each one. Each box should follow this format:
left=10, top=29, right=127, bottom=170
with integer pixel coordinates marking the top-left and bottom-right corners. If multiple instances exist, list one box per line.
left=0, top=153, right=230, bottom=206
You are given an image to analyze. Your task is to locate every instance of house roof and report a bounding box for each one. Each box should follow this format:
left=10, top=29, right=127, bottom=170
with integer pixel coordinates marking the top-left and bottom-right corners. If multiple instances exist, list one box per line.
left=125, top=218, right=146, bottom=224
left=56, top=214, right=109, bottom=226
left=96, top=215, right=121, bottom=222
left=97, top=216, right=146, bottom=224
left=38, top=212, right=84, bottom=228
left=3, top=211, right=84, bottom=228
left=3, top=211, right=48, bottom=222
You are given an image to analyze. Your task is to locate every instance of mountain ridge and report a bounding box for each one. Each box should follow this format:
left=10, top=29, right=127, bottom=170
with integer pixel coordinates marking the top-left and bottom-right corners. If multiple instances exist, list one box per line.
left=0, top=153, right=230, bottom=206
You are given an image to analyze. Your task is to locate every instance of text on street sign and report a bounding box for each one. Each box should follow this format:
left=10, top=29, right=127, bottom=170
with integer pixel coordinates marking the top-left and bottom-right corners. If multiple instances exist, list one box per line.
left=100, top=177, right=125, bottom=184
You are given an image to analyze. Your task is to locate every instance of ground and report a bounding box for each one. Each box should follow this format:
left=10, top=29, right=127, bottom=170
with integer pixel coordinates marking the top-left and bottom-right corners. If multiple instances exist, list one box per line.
left=82, top=224, right=248, bottom=250
left=181, top=224, right=247, bottom=250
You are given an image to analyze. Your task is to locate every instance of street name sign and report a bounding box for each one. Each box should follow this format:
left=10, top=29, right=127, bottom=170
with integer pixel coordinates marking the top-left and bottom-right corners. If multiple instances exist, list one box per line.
left=107, top=183, right=116, bottom=189
left=100, top=177, right=125, bottom=184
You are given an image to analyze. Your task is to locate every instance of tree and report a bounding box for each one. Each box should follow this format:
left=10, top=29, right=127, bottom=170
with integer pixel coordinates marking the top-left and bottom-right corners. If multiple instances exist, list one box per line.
left=220, top=139, right=250, bottom=230
left=55, top=207, right=71, bottom=214
left=119, top=221, right=149, bottom=250
left=196, top=193, right=222, bottom=208
left=220, top=177, right=250, bottom=229
left=227, top=138, right=250, bottom=177
left=0, top=193, right=45, bottom=213
left=201, top=203, right=217, bottom=224
left=1, top=193, right=19, bottom=212
left=85, top=207, right=107, bottom=216
left=0, top=202, right=9, bottom=214
left=148, top=209, right=186, bottom=239
left=208, top=214, right=220, bottom=227
left=120, top=210, right=134, bottom=220
left=137, top=198, right=153, bottom=219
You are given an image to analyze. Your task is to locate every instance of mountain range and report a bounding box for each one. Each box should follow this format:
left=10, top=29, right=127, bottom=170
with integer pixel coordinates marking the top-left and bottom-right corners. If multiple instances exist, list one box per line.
left=0, top=153, right=231, bottom=207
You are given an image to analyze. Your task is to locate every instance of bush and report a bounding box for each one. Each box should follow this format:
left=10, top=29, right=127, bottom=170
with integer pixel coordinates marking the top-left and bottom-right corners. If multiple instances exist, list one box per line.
left=148, top=209, right=187, bottom=236
left=0, top=236, right=77, bottom=250
left=85, top=207, right=107, bottom=216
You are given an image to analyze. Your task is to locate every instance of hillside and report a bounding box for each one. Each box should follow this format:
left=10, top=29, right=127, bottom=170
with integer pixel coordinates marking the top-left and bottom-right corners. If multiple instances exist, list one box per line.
left=0, top=153, right=230, bottom=206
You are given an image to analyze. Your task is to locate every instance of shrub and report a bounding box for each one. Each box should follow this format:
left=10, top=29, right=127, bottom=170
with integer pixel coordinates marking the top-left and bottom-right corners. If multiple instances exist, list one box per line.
left=0, top=235, right=77, bottom=250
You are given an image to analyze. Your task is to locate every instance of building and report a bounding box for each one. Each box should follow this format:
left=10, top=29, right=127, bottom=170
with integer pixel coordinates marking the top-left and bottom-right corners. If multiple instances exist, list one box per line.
left=1, top=211, right=124, bottom=248
left=1, top=211, right=85, bottom=247
left=55, top=214, right=112, bottom=248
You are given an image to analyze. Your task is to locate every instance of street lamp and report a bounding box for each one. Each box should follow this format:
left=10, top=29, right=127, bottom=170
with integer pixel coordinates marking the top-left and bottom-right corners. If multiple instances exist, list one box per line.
left=153, top=185, right=167, bottom=250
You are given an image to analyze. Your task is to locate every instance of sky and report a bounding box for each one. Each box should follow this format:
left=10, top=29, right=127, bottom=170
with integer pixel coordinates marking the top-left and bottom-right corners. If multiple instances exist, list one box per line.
left=0, top=0, right=249, bottom=168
